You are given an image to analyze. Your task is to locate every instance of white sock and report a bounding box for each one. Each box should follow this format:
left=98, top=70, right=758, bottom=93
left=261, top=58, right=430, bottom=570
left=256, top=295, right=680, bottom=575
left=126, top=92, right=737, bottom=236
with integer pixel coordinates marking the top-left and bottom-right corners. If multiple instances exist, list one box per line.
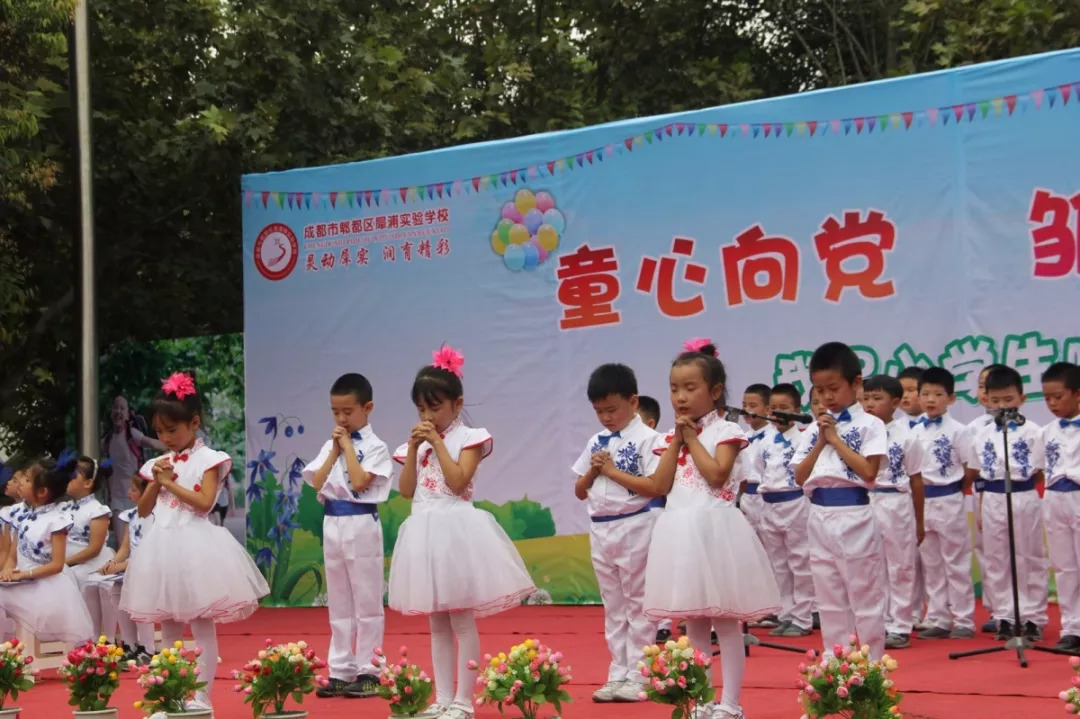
left=685, top=619, right=714, bottom=687
left=430, top=612, right=454, bottom=707
left=450, top=610, right=480, bottom=707
left=714, top=619, right=745, bottom=712
left=190, top=618, right=219, bottom=703
left=82, top=582, right=104, bottom=639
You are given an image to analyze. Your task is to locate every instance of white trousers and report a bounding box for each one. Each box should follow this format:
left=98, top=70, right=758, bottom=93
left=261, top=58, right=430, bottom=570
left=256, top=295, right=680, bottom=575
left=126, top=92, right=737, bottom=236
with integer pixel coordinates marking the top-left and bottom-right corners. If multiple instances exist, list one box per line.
left=807, top=503, right=887, bottom=660
left=757, top=496, right=814, bottom=629
left=1045, top=490, right=1080, bottom=636
left=740, top=491, right=765, bottom=539
left=971, top=492, right=992, bottom=613
left=982, top=491, right=1048, bottom=626
left=591, top=509, right=657, bottom=683
left=919, top=493, right=975, bottom=631
left=324, top=514, right=385, bottom=680
left=871, top=492, right=919, bottom=635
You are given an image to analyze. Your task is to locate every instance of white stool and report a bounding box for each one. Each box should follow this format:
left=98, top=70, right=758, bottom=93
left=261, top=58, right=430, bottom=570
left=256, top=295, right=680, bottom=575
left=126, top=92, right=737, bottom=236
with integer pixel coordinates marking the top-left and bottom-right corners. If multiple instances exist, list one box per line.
left=14, top=624, right=67, bottom=670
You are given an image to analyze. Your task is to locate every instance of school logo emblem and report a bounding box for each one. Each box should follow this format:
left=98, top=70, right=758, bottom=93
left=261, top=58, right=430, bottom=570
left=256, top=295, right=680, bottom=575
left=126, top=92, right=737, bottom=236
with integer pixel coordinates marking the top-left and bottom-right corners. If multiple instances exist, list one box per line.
left=254, top=223, right=298, bottom=281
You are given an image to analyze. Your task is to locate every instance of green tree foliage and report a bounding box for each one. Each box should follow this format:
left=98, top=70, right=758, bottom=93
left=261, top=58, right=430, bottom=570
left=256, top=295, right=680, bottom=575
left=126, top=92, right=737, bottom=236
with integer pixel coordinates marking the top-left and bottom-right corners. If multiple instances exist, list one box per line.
left=4, top=0, right=1080, bottom=456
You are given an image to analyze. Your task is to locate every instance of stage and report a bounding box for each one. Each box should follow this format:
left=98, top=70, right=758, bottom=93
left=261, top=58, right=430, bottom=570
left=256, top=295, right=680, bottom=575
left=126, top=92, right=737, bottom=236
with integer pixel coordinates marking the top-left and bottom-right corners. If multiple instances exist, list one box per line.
left=17, top=605, right=1064, bottom=717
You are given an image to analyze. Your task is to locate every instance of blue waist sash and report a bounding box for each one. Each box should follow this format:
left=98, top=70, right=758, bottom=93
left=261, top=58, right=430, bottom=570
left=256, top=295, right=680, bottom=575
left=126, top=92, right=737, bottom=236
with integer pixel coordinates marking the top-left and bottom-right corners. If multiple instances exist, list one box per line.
left=761, top=489, right=804, bottom=504
left=923, top=481, right=964, bottom=498
left=324, top=500, right=378, bottom=518
left=809, top=487, right=869, bottom=507
left=982, top=479, right=1036, bottom=494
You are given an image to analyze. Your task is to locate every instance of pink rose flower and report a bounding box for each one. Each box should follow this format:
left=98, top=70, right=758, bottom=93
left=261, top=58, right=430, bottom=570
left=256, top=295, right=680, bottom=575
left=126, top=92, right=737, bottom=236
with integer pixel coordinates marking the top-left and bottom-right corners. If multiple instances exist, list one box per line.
left=837, top=686, right=849, bottom=698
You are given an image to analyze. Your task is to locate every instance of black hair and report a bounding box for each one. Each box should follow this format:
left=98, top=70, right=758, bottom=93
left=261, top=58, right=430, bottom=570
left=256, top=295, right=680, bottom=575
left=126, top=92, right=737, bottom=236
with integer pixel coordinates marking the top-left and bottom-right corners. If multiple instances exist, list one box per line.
left=330, top=373, right=374, bottom=404
left=150, top=371, right=203, bottom=424
left=130, top=474, right=150, bottom=493
left=918, top=367, right=956, bottom=395
left=24, top=459, right=51, bottom=486
left=33, top=463, right=68, bottom=505
left=411, top=365, right=464, bottom=407
left=637, top=396, right=661, bottom=425
left=897, top=366, right=924, bottom=382
left=587, top=364, right=638, bottom=402
left=808, top=342, right=862, bottom=383
left=980, top=363, right=1008, bottom=380
left=672, top=343, right=728, bottom=409
left=864, top=374, right=903, bottom=400
left=744, top=383, right=772, bottom=404
left=1042, top=362, right=1080, bottom=390
left=769, top=383, right=802, bottom=407
left=75, top=456, right=111, bottom=492
left=985, top=366, right=1024, bottom=395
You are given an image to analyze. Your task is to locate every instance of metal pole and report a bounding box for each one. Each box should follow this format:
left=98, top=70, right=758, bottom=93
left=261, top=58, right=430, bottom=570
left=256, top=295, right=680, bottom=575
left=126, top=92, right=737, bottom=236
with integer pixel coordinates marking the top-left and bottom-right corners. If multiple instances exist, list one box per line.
left=74, top=0, right=97, bottom=455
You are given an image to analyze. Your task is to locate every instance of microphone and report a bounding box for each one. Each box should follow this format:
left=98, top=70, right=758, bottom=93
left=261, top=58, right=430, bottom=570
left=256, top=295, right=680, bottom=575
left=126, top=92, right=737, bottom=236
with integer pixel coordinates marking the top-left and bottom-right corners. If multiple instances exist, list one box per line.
left=722, top=405, right=813, bottom=425
left=771, top=409, right=814, bottom=424
left=991, top=407, right=1027, bottom=427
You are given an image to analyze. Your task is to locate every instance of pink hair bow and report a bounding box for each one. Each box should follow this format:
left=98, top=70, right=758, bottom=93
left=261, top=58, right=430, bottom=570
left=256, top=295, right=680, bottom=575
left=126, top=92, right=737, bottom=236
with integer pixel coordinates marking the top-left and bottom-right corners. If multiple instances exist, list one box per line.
left=682, top=337, right=716, bottom=356
left=432, top=345, right=465, bottom=378
left=161, top=372, right=197, bottom=400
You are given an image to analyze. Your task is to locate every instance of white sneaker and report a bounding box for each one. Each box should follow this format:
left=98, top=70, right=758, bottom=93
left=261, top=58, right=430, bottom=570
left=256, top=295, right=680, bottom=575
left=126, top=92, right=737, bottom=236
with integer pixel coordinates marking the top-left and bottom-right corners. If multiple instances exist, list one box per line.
left=438, top=704, right=474, bottom=719
left=593, top=681, right=622, bottom=702
left=614, top=681, right=646, bottom=702
left=714, top=704, right=746, bottom=719
left=690, top=703, right=715, bottom=719
left=414, top=705, right=450, bottom=719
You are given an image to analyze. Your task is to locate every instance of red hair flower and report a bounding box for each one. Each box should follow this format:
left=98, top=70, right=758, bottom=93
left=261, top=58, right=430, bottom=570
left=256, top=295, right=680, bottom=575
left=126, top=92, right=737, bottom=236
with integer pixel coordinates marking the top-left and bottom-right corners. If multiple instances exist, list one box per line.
left=682, top=337, right=717, bottom=356
left=431, top=345, right=465, bottom=378
left=161, top=372, right=196, bottom=400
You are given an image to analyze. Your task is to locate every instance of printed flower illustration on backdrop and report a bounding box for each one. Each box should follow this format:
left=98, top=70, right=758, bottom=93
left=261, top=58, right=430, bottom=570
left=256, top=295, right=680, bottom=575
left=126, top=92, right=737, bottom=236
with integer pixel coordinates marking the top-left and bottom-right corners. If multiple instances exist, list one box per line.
left=491, top=189, right=566, bottom=272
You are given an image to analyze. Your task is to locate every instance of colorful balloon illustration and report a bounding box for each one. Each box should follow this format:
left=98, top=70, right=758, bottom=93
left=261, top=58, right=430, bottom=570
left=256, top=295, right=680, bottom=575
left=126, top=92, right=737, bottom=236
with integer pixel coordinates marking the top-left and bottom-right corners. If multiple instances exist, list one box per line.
left=491, top=230, right=507, bottom=256
left=503, top=243, right=526, bottom=271
left=508, top=223, right=530, bottom=245
left=502, top=202, right=523, bottom=224
left=523, top=208, right=544, bottom=234
left=514, top=189, right=536, bottom=215
left=536, top=224, right=559, bottom=251
left=534, top=191, right=555, bottom=213
left=491, top=189, right=565, bottom=271
left=542, top=208, right=565, bottom=234
left=523, top=242, right=540, bottom=270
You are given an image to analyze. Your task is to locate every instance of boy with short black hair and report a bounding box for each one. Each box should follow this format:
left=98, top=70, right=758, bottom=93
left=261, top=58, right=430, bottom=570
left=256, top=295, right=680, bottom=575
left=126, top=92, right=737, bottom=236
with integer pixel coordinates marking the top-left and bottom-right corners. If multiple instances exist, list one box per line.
left=573, top=363, right=662, bottom=703
left=911, top=367, right=976, bottom=640
left=755, top=383, right=813, bottom=637
left=1042, top=362, right=1080, bottom=650
left=965, top=366, right=1048, bottom=640
left=794, top=342, right=888, bottom=658
left=970, top=363, right=1008, bottom=632
left=739, top=384, right=772, bottom=529
left=636, top=396, right=661, bottom=430
left=862, top=375, right=925, bottom=649
left=897, top=367, right=925, bottom=421
left=304, top=373, right=394, bottom=699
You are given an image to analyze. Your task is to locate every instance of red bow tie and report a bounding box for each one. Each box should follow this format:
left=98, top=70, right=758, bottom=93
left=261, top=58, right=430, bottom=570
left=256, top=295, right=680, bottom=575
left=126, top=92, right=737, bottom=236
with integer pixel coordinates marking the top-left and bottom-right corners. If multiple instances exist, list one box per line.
left=174, top=452, right=189, bottom=463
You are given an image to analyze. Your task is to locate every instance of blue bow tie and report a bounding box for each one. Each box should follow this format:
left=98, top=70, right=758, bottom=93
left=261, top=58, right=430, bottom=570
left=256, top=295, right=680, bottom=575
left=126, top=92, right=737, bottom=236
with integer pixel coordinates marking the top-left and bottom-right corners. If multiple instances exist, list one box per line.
left=915, top=416, right=942, bottom=427
left=596, top=431, right=621, bottom=448
left=996, top=421, right=1019, bottom=432
left=350, top=430, right=363, bottom=441
left=1061, top=418, right=1080, bottom=429
left=773, top=433, right=791, bottom=447
left=749, top=432, right=765, bottom=443
left=909, top=419, right=920, bottom=428
left=831, top=409, right=852, bottom=423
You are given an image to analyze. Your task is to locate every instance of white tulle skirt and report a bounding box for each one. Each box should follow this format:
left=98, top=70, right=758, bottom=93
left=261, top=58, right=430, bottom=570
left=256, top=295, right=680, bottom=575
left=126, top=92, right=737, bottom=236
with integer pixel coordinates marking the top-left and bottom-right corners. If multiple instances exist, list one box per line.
left=120, top=521, right=269, bottom=623
left=389, top=502, right=535, bottom=617
left=70, top=545, right=115, bottom=588
left=0, top=566, right=93, bottom=642
left=643, top=504, right=781, bottom=621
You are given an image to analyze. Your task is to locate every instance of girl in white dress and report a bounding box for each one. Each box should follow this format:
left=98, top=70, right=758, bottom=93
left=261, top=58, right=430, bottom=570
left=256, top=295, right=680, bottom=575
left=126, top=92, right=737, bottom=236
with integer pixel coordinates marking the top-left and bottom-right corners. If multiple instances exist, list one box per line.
left=608, top=340, right=780, bottom=719
left=0, top=464, right=94, bottom=642
left=65, top=456, right=117, bottom=641
left=0, top=467, right=33, bottom=638
left=390, top=347, right=536, bottom=719
left=120, top=372, right=270, bottom=712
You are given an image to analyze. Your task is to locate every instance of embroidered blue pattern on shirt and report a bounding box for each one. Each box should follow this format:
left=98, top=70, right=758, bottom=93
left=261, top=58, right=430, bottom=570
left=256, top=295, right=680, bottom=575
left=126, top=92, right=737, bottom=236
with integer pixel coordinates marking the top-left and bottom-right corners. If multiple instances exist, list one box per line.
left=886, top=442, right=904, bottom=484
left=933, top=436, right=954, bottom=474
left=1011, top=439, right=1032, bottom=478
left=615, top=442, right=641, bottom=476
left=1046, top=439, right=1061, bottom=476
left=980, top=440, right=996, bottom=478
left=783, top=446, right=797, bottom=487
left=840, top=428, right=862, bottom=481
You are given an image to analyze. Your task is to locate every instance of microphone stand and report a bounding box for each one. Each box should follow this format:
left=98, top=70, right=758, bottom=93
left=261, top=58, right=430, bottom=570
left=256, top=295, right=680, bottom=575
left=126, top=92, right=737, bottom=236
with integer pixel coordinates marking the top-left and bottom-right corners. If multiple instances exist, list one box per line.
left=723, top=406, right=815, bottom=658
left=949, top=409, right=1073, bottom=667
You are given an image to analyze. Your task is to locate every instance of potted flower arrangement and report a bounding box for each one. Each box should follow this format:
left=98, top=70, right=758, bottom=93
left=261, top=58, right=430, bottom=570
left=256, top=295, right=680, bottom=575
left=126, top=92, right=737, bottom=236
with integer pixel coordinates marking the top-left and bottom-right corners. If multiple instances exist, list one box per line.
left=0, top=638, right=36, bottom=717
left=639, top=636, right=714, bottom=719
left=132, top=641, right=208, bottom=717
left=373, top=646, right=434, bottom=718
left=232, top=638, right=328, bottom=718
left=796, top=635, right=902, bottom=719
left=59, top=636, right=125, bottom=717
left=1059, top=656, right=1080, bottom=713
left=470, top=639, right=572, bottom=719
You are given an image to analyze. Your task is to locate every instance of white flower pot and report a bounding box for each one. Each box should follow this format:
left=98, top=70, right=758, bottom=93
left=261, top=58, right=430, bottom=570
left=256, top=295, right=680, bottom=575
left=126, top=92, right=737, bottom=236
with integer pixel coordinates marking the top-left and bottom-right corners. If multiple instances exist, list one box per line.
left=74, top=711, right=119, bottom=718
left=165, top=710, right=212, bottom=718
left=0, top=708, right=20, bottom=718
left=265, top=712, right=308, bottom=718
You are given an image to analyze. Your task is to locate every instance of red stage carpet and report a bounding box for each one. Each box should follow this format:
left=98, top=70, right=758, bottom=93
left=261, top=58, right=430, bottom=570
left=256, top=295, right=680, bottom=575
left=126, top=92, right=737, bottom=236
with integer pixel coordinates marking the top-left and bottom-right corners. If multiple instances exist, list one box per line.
left=18, top=605, right=1065, bottom=718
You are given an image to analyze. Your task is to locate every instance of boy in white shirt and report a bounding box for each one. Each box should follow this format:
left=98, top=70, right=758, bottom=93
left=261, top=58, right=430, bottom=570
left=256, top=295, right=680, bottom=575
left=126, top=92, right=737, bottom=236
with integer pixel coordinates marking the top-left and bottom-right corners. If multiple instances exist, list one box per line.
left=573, top=364, right=663, bottom=703
left=970, top=364, right=1008, bottom=633
left=794, top=342, right=888, bottom=659
left=862, top=375, right=925, bottom=649
left=965, top=365, right=1048, bottom=640
left=910, top=367, right=977, bottom=640
left=755, top=383, right=813, bottom=637
left=304, top=373, right=394, bottom=699
left=1042, top=362, right=1080, bottom=650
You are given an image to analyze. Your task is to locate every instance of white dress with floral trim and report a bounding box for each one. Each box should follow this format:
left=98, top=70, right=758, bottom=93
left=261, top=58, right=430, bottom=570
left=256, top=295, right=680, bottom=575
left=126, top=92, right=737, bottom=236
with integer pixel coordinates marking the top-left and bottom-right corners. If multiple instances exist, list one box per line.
left=64, top=495, right=116, bottom=588
left=389, top=419, right=535, bottom=617
left=0, top=501, right=93, bottom=642
left=643, top=411, right=781, bottom=621
left=119, top=442, right=269, bottom=623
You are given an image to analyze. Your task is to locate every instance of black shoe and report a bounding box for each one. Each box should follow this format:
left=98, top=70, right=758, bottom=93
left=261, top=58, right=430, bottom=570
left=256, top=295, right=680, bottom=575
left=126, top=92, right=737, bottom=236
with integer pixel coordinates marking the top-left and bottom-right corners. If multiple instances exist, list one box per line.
left=711, top=630, right=718, bottom=645
left=996, top=620, right=1013, bottom=641
left=1055, top=635, right=1080, bottom=651
left=812, top=612, right=821, bottom=631
left=316, top=678, right=350, bottom=698
left=981, top=619, right=998, bottom=634
left=133, top=645, right=153, bottom=666
left=655, top=628, right=672, bottom=642
left=343, top=674, right=379, bottom=698
left=1023, top=621, right=1043, bottom=641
